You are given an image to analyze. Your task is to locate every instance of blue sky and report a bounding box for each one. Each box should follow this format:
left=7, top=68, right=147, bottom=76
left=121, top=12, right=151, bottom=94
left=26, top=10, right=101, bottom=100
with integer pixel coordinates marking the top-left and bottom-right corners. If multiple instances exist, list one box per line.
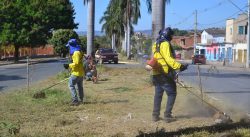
left=70, top=0, right=247, bottom=31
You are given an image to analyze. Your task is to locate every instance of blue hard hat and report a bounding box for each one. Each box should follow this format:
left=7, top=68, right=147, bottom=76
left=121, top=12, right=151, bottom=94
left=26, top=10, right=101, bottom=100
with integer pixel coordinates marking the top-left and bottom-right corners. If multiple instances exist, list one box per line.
left=66, top=39, right=81, bottom=55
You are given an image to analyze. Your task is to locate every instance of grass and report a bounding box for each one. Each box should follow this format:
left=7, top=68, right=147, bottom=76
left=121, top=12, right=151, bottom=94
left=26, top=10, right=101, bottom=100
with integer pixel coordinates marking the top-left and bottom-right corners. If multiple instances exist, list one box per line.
left=0, top=65, right=250, bottom=137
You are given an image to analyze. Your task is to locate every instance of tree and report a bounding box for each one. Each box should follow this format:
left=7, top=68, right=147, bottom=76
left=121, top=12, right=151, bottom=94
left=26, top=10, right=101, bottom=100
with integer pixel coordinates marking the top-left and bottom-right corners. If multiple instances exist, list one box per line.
left=0, top=0, right=77, bottom=62
left=83, top=0, right=95, bottom=56
left=172, top=28, right=188, bottom=36
left=100, top=0, right=124, bottom=51
left=146, top=0, right=170, bottom=41
left=49, top=29, right=79, bottom=57
left=122, top=0, right=141, bottom=58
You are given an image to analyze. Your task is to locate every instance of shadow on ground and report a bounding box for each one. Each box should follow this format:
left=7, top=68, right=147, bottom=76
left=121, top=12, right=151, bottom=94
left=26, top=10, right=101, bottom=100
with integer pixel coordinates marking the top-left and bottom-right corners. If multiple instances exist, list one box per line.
left=136, top=121, right=250, bottom=137
left=84, top=99, right=129, bottom=105
left=0, top=75, right=25, bottom=81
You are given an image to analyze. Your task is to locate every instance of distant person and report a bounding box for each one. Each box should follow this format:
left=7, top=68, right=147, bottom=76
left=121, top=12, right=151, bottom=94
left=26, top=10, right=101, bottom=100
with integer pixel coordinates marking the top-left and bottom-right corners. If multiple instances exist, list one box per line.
left=64, top=39, right=85, bottom=106
left=150, top=27, right=188, bottom=122
left=84, top=55, right=98, bottom=83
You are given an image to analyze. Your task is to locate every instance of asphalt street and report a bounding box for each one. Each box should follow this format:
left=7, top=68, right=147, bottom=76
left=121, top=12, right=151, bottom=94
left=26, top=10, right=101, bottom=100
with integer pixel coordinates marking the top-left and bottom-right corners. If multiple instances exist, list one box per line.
left=0, top=59, right=66, bottom=92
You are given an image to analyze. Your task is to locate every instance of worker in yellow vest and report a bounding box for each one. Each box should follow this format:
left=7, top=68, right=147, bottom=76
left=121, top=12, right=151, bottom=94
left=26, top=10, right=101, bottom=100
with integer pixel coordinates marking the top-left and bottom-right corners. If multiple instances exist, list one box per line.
left=64, top=39, right=85, bottom=106
left=151, top=27, right=188, bottom=122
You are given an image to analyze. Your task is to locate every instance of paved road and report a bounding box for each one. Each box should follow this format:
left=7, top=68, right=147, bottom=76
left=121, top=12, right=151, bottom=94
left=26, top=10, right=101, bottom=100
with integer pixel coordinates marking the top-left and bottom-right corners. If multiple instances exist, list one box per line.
left=0, top=59, right=137, bottom=92
left=0, top=59, right=66, bottom=92
left=179, top=64, right=250, bottom=114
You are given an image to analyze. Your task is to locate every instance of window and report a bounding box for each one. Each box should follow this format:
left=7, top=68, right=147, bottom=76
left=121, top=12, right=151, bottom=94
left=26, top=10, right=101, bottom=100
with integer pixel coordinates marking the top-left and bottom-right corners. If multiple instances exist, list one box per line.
left=245, top=25, right=248, bottom=35
left=214, top=49, right=217, bottom=59
left=181, top=39, right=185, bottom=45
left=238, top=26, right=244, bottom=35
left=230, top=28, right=233, bottom=35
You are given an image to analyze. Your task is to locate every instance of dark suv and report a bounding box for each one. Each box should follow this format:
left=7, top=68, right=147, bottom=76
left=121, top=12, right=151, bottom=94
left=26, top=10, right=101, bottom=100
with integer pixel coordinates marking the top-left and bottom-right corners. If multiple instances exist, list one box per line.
left=192, top=54, right=206, bottom=64
left=96, top=48, right=118, bottom=64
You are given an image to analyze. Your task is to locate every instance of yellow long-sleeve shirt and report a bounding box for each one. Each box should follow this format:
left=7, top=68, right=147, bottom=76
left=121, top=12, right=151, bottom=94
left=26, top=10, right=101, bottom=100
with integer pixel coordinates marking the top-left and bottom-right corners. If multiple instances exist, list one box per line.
left=69, top=51, right=84, bottom=76
left=152, top=41, right=181, bottom=75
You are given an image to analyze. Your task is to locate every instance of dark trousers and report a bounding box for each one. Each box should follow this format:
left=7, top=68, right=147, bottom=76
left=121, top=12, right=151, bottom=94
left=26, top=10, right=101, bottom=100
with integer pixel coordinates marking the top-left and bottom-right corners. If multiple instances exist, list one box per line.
left=152, top=74, right=177, bottom=118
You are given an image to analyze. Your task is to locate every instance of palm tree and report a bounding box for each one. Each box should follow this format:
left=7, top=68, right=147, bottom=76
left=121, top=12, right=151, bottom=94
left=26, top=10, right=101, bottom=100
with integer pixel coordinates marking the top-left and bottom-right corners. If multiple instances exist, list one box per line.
left=83, top=0, right=95, bottom=56
left=100, top=0, right=124, bottom=51
left=122, top=0, right=141, bottom=58
left=100, top=0, right=140, bottom=57
left=146, top=0, right=170, bottom=41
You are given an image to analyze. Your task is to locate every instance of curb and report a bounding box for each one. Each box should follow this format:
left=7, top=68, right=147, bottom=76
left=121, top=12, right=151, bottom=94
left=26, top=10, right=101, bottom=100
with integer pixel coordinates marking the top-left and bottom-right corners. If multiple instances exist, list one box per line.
left=0, top=57, right=61, bottom=66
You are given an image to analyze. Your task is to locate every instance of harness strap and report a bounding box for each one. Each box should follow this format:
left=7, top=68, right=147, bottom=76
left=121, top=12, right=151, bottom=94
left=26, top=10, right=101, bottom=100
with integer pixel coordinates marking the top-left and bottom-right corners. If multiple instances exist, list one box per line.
left=154, top=41, right=176, bottom=78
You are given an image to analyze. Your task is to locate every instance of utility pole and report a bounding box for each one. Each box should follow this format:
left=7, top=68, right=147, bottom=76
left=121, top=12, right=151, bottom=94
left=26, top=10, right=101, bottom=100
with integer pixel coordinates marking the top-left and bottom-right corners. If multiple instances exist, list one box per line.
left=247, top=0, right=250, bottom=68
left=194, top=10, right=198, bottom=55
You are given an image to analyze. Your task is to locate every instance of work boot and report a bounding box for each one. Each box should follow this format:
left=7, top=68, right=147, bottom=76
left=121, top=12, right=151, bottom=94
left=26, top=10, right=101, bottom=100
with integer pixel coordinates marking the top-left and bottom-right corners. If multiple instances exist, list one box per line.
left=164, top=115, right=176, bottom=123
left=152, top=116, right=160, bottom=122
left=70, top=100, right=79, bottom=106
left=79, top=100, right=84, bottom=104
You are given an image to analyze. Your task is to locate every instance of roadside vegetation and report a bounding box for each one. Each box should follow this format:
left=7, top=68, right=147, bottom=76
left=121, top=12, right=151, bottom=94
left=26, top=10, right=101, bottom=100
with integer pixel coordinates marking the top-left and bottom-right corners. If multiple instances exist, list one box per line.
left=0, top=65, right=250, bottom=137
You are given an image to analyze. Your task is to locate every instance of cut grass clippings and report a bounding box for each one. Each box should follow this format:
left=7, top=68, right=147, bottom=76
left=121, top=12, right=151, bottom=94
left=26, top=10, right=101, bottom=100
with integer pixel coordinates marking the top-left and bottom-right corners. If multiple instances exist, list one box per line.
left=0, top=65, right=250, bottom=137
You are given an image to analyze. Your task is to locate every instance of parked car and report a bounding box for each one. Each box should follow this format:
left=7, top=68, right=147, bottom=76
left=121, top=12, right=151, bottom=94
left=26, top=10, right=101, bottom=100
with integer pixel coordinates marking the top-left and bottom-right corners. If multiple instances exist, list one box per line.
left=192, top=54, right=206, bottom=64
left=96, top=48, right=118, bottom=64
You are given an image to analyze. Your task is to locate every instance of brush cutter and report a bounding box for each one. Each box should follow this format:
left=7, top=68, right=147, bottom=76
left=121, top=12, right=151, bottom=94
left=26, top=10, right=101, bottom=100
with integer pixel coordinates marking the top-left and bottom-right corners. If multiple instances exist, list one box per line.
left=33, top=77, right=69, bottom=99
left=175, top=72, right=233, bottom=124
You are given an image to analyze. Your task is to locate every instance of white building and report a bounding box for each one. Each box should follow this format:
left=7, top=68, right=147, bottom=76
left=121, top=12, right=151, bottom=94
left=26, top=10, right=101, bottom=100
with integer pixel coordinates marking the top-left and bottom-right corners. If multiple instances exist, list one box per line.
left=226, top=13, right=248, bottom=64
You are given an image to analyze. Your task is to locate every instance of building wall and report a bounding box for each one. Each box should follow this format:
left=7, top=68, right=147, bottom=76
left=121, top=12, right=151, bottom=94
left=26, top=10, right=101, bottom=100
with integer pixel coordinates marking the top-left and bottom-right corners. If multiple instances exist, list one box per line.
left=201, top=31, right=213, bottom=44
left=206, top=45, right=219, bottom=61
left=233, top=43, right=247, bottom=63
left=196, top=44, right=226, bottom=61
left=213, top=37, right=225, bottom=43
left=225, top=44, right=233, bottom=62
left=0, top=45, right=54, bottom=59
left=226, top=19, right=236, bottom=43
left=225, top=13, right=248, bottom=64
left=235, top=14, right=247, bottom=43
left=172, top=35, right=201, bottom=59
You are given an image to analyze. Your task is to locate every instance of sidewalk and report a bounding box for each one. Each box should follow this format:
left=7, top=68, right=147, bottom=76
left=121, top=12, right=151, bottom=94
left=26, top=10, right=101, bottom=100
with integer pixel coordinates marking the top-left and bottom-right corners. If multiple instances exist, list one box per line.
left=206, top=60, right=250, bottom=72
left=0, top=56, right=60, bottom=66
left=180, top=59, right=250, bottom=72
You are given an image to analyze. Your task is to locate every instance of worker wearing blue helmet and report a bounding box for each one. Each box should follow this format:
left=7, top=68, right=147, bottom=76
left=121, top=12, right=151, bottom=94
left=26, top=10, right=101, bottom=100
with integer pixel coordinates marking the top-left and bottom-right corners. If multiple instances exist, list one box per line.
left=64, top=39, right=85, bottom=106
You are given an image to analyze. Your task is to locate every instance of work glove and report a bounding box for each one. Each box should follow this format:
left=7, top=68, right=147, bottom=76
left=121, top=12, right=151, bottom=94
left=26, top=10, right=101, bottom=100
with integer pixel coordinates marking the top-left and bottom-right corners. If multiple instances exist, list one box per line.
left=63, top=64, right=69, bottom=69
left=180, top=63, right=188, bottom=72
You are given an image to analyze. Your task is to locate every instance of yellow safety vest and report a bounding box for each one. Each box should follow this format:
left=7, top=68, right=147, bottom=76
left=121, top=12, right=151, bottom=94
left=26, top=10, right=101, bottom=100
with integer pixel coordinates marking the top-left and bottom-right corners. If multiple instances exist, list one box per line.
left=69, top=51, right=85, bottom=76
left=152, top=41, right=181, bottom=75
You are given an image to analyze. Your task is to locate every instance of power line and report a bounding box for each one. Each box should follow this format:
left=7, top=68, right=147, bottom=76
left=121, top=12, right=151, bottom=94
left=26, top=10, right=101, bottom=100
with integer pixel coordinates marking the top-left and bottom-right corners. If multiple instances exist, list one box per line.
left=227, top=0, right=247, bottom=14
left=170, top=0, right=247, bottom=29
left=172, top=12, right=194, bottom=26
left=198, top=0, right=227, bottom=14
left=199, top=6, right=247, bottom=27
left=170, top=0, right=231, bottom=28
left=172, top=0, right=227, bottom=27
left=198, top=18, right=248, bottom=29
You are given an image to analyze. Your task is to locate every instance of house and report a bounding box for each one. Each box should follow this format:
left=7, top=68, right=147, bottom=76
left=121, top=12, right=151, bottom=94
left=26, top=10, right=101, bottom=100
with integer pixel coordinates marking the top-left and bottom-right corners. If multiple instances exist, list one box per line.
left=172, top=34, right=201, bottom=59
left=196, top=28, right=226, bottom=61
left=226, top=13, right=248, bottom=64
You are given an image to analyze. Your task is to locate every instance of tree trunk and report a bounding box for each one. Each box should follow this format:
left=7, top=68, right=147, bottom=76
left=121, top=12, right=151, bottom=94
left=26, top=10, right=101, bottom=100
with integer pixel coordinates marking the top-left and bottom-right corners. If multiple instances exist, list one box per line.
left=87, top=0, right=95, bottom=56
left=14, top=45, right=19, bottom=63
left=112, top=34, right=115, bottom=50
left=122, top=25, right=127, bottom=53
left=127, top=19, right=131, bottom=58
left=152, top=0, right=165, bottom=42
left=113, top=34, right=116, bottom=51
